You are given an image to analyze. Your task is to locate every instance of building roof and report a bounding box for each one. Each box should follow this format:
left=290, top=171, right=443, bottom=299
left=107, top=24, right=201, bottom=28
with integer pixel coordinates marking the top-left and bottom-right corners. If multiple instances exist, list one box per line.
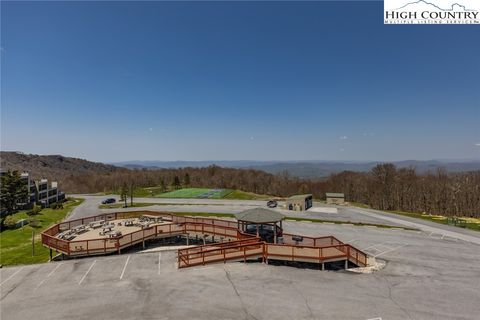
left=287, top=194, right=312, bottom=200
left=235, top=208, right=285, bottom=223
left=325, top=193, right=345, bottom=198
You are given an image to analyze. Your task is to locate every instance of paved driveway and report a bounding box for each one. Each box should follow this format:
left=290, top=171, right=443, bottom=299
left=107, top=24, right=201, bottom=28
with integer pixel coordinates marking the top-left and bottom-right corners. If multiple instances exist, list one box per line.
left=68, top=195, right=480, bottom=245
left=2, top=221, right=480, bottom=320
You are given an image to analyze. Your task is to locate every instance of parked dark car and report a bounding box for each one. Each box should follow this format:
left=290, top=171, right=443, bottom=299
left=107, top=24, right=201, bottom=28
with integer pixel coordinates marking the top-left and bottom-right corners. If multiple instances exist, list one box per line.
left=102, top=198, right=116, bottom=204
left=267, top=200, right=277, bottom=208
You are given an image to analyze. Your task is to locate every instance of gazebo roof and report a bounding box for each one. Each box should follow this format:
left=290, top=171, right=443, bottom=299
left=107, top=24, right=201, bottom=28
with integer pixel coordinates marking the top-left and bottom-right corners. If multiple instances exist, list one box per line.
left=235, top=208, right=285, bottom=224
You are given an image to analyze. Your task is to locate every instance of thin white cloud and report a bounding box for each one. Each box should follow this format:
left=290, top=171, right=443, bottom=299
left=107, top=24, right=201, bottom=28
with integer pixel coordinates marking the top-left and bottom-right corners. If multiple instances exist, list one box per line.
left=148, top=127, right=153, bottom=132
left=339, top=136, right=348, bottom=140
left=475, top=143, right=480, bottom=146
left=250, top=136, right=254, bottom=140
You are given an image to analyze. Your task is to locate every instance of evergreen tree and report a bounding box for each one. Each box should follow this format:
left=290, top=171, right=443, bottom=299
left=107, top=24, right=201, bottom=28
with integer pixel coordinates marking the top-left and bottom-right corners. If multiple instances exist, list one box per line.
left=0, top=170, right=29, bottom=216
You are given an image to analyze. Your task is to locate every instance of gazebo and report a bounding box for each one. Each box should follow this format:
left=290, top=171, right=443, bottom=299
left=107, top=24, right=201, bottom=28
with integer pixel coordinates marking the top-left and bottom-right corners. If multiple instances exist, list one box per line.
left=235, top=208, right=285, bottom=243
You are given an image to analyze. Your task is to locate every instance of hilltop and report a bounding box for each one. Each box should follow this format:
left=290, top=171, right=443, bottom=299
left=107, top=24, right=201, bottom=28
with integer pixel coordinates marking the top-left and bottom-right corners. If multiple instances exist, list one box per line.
left=0, top=151, right=124, bottom=181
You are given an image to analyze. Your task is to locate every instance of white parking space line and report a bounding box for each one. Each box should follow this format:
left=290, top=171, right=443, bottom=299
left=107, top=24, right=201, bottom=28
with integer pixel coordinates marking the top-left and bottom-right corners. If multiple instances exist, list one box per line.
left=120, top=255, right=131, bottom=280
left=158, top=253, right=162, bottom=275
left=189, top=266, right=214, bottom=272
left=362, top=241, right=392, bottom=251
left=374, top=244, right=409, bottom=258
left=0, top=267, right=24, bottom=287
left=78, top=260, right=96, bottom=285
left=35, top=263, right=62, bottom=291
left=373, top=244, right=394, bottom=251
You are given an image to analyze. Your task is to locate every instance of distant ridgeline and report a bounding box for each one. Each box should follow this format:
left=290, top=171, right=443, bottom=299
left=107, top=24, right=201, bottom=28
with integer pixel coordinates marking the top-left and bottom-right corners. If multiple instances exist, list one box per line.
left=111, top=159, right=480, bottom=179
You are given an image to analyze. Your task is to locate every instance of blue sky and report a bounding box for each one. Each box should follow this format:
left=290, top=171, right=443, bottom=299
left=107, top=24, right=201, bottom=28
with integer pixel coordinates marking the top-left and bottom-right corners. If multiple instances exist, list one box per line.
left=1, top=1, right=479, bottom=162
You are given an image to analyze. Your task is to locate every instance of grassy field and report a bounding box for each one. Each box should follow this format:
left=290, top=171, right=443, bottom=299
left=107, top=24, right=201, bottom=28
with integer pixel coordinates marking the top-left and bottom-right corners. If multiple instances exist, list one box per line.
left=99, top=202, right=157, bottom=209
left=223, top=190, right=271, bottom=200
left=155, top=188, right=234, bottom=199
left=0, top=198, right=84, bottom=266
left=348, top=202, right=480, bottom=232
left=115, top=186, right=271, bottom=200
left=389, top=211, right=480, bottom=232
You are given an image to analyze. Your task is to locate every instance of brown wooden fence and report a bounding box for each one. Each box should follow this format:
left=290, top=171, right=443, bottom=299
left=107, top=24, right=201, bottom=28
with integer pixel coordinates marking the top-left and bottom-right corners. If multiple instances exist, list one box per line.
left=42, top=211, right=368, bottom=267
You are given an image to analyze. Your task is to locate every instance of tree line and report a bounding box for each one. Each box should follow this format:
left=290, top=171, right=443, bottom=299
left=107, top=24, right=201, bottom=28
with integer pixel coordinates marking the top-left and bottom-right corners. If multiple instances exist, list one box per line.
left=58, top=164, right=480, bottom=218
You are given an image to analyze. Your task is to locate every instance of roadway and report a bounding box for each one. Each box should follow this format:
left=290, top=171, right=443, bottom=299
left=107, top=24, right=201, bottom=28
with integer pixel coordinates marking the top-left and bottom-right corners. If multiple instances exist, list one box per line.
left=68, top=195, right=480, bottom=245
left=2, top=218, right=479, bottom=320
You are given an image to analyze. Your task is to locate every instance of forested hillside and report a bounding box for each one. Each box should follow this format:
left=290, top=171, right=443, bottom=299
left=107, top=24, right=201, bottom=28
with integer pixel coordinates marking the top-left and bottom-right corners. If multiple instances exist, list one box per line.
left=0, top=152, right=125, bottom=181
left=65, top=164, right=479, bottom=217
left=2, top=152, right=479, bottom=217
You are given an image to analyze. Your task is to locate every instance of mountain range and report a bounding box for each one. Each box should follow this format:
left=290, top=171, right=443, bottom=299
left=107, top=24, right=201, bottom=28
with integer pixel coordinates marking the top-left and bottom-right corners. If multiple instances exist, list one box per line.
left=111, top=159, right=480, bottom=178
left=2, top=152, right=479, bottom=180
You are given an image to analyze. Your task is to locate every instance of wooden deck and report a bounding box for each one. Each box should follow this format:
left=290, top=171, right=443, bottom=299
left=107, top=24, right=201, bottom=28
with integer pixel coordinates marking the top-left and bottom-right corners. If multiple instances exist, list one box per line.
left=42, top=211, right=369, bottom=268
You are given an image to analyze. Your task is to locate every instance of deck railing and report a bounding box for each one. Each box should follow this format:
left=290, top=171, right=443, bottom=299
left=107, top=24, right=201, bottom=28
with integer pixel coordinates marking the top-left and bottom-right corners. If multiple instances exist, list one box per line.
left=178, top=238, right=264, bottom=268
left=42, top=211, right=368, bottom=267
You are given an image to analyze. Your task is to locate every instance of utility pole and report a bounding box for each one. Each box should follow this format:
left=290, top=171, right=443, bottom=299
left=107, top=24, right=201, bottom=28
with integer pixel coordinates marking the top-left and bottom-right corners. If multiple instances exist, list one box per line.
left=32, top=230, right=35, bottom=256
left=130, top=182, right=134, bottom=207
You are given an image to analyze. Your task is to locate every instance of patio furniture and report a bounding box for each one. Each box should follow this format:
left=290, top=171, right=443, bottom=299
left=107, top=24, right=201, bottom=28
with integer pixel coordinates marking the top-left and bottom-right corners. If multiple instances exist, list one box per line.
left=124, top=219, right=135, bottom=227
left=64, top=234, right=76, bottom=241
left=107, top=230, right=122, bottom=238
left=90, top=221, right=104, bottom=229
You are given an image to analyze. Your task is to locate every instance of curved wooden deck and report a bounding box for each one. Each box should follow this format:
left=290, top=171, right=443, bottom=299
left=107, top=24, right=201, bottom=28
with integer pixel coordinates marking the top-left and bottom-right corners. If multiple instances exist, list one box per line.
left=41, top=210, right=369, bottom=268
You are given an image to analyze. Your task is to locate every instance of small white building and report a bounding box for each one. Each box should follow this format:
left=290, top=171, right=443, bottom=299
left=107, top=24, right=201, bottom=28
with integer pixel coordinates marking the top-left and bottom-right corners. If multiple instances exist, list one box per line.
left=325, top=193, right=345, bottom=205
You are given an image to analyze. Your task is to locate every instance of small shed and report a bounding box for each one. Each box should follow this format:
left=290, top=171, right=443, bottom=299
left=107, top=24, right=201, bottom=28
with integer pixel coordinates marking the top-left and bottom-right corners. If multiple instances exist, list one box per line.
left=326, top=193, right=345, bottom=205
left=235, top=208, right=285, bottom=243
left=286, top=194, right=313, bottom=211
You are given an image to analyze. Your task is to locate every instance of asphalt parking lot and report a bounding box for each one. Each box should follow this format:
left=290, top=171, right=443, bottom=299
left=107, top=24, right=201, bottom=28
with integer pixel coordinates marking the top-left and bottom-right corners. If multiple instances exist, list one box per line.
left=2, top=221, right=480, bottom=320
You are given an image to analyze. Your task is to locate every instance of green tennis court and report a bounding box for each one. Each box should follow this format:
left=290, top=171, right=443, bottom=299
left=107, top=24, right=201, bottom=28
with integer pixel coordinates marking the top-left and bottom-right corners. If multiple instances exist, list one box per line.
left=156, top=188, right=233, bottom=199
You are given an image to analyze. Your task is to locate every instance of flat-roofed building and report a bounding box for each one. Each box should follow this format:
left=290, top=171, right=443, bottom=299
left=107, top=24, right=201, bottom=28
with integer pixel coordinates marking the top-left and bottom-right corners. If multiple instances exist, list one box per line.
left=286, top=194, right=313, bottom=211
left=326, top=193, right=345, bottom=205
left=17, top=172, right=65, bottom=208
